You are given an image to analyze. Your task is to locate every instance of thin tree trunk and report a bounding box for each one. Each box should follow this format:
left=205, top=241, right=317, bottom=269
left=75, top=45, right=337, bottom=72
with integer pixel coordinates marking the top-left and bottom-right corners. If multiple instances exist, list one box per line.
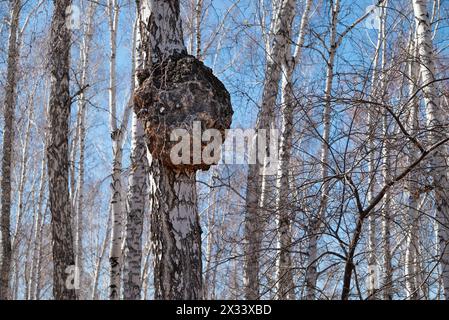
left=244, top=0, right=296, bottom=300
left=47, top=0, right=77, bottom=300
left=405, top=30, right=421, bottom=300
left=107, top=0, right=129, bottom=300
left=91, top=205, right=112, bottom=300
left=305, top=0, right=340, bottom=300
left=0, top=0, right=21, bottom=300
left=195, top=0, right=203, bottom=59
left=74, top=1, right=96, bottom=299
left=379, top=8, right=391, bottom=299
left=204, top=171, right=218, bottom=299
left=366, top=3, right=388, bottom=299
left=275, top=0, right=312, bottom=300
left=122, top=15, right=149, bottom=300
left=122, top=113, right=148, bottom=299
left=412, top=0, right=449, bottom=299
left=28, top=149, right=47, bottom=300
left=10, top=94, right=34, bottom=300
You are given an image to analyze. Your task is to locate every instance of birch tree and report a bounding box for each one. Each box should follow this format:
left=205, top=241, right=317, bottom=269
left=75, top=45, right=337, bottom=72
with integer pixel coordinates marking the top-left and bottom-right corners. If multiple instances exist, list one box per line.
left=366, top=3, right=388, bottom=299
left=107, top=0, right=133, bottom=300
left=74, top=1, right=96, bottom=299
left=0, top=0, right=22, bottom=300
left=47, top=0, right=77, bottom=300
left=134, top=0, right=232, bottom=300
left=122, top=17, right=149, bottom=300
left=275, top=0, right=312, bottom=300
left=412, top=0, right=449, bottom=299
left=243, top=0, right=296, bottom=300
left=305, top=0, right=341, bottom=299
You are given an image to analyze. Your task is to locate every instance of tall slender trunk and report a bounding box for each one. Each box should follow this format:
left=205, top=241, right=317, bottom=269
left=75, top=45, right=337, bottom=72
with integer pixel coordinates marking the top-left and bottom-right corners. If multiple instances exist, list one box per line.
left=412, top=0, right=449, bottom=299
left=122, top=15, right=149, bottom=300
left=75, top=2, right=96, bottom=299
left=122, top=114, right=148, bottom=299
left=91, top=204, right=112, bottom=300
left=305, top=0, right=340, bottom=300
left=10, top=95, right=34, bottom=300
left=47, top=0, right=77, bottom=300
left=28, top=148, right=47, bottom=300
left=204, top=171, right=218, bottom=299
left=0, top=0, right=21, bottom=300
left=366, top=3, right=388, bottom=299
left=244, top=0, right=296, bottom=300
left=380, top=19, right=392, bottom=300
left=404, top=30, right=421, bottom=300
left=107, top=0, right=130, bottom=300
left=275, top=0, right=312, bottom=300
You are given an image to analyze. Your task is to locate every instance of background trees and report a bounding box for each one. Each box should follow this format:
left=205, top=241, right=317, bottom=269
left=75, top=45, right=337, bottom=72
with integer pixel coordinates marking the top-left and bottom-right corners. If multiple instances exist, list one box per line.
left=1, top=0, right=449, bottom=300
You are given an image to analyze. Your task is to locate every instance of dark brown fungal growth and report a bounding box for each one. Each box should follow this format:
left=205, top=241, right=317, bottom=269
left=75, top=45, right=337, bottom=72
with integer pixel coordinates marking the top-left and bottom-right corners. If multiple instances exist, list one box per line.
left=133, top=53, right=233, bottom=172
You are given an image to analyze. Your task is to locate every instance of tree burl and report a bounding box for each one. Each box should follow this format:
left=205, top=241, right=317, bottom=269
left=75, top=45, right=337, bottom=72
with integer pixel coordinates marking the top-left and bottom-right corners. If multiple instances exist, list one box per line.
left=134, top=53, right=233, bottom=172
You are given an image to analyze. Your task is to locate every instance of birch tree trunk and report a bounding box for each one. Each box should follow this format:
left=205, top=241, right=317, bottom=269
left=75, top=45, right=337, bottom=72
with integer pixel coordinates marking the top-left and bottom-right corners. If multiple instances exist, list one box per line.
left=28, top=149, right=47, bottom=300
left=136, top=0, right=205, bottom=300
left=47, top=0, right=77, bottom=300
left=405, top=31, right=421, bottom=300
left=366, top=3, right=388, bottom=299
left=122, top=14, right=149, bottom=300
left=74, top=1, right=96, bottom=299
left=0, top=0, right=21, bottom=300
left=305, top=0, right=340, bottom=300
left=204, top=171, right=219, bottom=299
left=243, top=0, right=296, bottom=300
left=275, top=0, right=312, bottom=300
left=90, top=203, right=111, bottom=300
left=122, top=116, right=148, bottom=299
left=195, top=0, right=203, bottom=59
left=377, top=4, right=391, bottom=300
left=412, top=0, right=449, bottom=299
left=107, top=0, right=132, bottom=300
left=11, top=93, right=34, bottom=300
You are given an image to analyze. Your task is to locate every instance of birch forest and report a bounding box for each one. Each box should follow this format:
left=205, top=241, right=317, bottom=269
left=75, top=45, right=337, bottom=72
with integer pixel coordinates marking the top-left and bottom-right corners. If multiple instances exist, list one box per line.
left=1, top=0, right=449, bottom=301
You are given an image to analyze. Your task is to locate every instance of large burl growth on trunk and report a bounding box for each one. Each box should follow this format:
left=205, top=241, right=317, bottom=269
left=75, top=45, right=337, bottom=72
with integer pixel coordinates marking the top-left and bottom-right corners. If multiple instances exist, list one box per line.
left=134, top=53, right=233, bottom=172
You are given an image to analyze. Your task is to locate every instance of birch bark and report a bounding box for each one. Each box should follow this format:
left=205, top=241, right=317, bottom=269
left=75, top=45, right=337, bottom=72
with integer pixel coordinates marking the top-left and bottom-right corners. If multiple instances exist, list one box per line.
left=412, top=0, right=449, bottom=299
left=136, top=0, right=204, bottom=299
left=47, top=0, right=77, bottom=300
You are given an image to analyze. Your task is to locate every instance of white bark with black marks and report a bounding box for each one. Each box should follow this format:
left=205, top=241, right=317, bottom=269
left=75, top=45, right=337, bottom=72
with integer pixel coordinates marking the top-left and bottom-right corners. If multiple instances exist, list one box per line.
left=412, top=0, right=449, bottom=299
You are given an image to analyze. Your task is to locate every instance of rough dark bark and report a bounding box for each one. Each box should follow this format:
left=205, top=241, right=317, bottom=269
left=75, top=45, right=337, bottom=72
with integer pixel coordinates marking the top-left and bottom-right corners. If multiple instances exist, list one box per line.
left=0, top=0, right=21, bottom=301
left=47, top=0, right=77, bottom=300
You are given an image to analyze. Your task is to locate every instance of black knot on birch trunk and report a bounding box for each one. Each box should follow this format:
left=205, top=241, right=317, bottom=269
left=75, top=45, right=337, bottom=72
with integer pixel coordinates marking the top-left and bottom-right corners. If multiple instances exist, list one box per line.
left=133, top=53, right=233, bottom=172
